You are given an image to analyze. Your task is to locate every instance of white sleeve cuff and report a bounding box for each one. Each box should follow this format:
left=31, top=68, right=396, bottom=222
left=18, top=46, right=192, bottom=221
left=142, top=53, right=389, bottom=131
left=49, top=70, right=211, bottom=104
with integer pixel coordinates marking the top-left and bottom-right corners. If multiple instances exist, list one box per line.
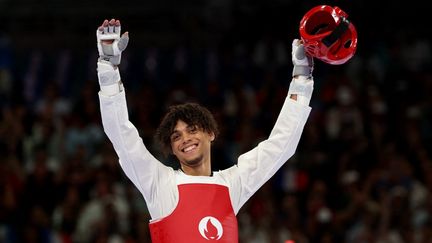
left=288, top=76, right=314, bottom=106
left=100, top=82, right=123, bottom=96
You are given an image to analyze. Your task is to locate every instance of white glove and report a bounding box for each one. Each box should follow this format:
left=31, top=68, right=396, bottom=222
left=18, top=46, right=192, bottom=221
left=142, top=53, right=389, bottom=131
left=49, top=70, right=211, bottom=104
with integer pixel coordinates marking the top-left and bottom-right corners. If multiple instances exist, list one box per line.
left=288, top=39, right=314, bottom=106
left=96, top=19, right=129, bottom=66
left=292, top=39, right=313, bottom=78
left=96, top=19, right=128, bottom=95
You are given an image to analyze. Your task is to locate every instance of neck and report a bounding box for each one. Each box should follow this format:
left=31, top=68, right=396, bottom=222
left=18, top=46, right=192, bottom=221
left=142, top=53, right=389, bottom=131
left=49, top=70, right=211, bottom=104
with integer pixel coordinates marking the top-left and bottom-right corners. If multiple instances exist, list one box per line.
left=180, top=157, right=211, bottom=176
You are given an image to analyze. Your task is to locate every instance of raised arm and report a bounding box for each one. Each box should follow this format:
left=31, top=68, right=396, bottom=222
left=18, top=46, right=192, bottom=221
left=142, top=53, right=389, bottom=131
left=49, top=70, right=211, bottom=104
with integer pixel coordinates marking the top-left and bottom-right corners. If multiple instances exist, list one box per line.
left=95, top=19, right=176, bottom=219
left=224, top=39, right=314, bottom=212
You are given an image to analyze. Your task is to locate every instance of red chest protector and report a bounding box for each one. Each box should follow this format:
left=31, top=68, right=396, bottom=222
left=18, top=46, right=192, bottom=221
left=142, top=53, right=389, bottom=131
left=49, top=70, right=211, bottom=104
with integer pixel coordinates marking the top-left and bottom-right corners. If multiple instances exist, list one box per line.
left=149, top=183, right=238, bottom=242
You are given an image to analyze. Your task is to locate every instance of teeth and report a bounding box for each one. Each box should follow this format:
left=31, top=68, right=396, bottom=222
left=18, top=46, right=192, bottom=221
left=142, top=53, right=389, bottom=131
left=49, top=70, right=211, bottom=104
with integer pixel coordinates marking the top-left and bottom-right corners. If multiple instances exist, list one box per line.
left=184, top=145, right=197, bottom=152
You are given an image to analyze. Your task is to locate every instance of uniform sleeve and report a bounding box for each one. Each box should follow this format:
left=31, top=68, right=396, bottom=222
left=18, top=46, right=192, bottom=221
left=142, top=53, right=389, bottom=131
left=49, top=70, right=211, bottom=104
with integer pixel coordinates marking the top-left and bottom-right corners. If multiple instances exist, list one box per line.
left=222, top=97, right=311, bottom=213
left=98, top=89, right=178, bottom=220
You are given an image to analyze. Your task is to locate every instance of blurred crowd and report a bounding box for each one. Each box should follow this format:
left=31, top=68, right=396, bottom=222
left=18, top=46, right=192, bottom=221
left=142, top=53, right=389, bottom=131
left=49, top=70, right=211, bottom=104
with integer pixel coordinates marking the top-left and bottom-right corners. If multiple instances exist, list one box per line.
left=1, top=20, right=432, bottom=243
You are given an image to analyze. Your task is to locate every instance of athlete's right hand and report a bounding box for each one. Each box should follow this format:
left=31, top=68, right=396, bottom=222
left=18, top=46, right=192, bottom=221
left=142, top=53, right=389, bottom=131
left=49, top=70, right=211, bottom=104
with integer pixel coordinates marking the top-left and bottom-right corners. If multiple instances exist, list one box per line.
left=96, top=19, right=129, bottom=66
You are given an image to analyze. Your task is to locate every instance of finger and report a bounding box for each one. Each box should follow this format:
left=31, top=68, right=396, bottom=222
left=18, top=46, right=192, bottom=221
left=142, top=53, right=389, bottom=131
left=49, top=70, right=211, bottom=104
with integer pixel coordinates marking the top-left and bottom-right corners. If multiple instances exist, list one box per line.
left=100, top=19, right=109, bottom=33
left=118, top=32, right=129, bottom=51
left=114, top=24, right=121, bottom=34
left=102, top=20, right=109, bottom=31
left=108, top=24, right=114, bottom=33
left=114, top=20, right=121, bottom=34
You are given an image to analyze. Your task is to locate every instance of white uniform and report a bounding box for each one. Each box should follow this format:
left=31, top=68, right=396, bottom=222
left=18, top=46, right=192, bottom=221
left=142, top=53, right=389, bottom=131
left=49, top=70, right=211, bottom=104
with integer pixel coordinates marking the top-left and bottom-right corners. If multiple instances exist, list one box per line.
left=98, top=87, right=311, bottom=222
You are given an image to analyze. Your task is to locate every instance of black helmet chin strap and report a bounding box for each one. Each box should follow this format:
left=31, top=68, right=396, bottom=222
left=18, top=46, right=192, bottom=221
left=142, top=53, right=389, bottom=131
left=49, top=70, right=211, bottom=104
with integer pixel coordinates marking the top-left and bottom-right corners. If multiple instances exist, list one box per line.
left=322, top=17, right=350, bottom=47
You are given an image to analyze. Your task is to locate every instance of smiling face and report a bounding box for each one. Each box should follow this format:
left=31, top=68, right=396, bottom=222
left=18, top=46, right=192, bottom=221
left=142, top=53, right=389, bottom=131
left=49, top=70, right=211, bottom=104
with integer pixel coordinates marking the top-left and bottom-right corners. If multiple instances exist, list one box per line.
left=155, top=103, right=219, bottom=175
left=170, top=120, right=215, bottom=175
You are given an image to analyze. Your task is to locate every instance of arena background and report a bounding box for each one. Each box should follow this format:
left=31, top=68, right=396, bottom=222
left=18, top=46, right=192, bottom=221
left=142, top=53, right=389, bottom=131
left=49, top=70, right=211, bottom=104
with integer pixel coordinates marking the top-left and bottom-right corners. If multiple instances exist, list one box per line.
left=1, top=0, right=431, bottom=242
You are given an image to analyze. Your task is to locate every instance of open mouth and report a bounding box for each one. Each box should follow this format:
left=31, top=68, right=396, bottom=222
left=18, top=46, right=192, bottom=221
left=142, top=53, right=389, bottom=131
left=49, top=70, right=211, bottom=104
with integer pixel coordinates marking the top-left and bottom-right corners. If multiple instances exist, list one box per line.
left=182, top=144, right=198, bottom=153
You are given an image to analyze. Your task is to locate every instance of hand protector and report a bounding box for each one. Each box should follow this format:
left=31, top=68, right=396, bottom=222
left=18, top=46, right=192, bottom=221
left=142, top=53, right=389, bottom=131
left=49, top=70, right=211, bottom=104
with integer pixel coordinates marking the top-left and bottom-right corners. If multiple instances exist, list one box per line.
left=96, top=19, right=129, bottom=66
left=292, top=39, right=313, bottom=78
left=289, top=39, right=314, bottom=106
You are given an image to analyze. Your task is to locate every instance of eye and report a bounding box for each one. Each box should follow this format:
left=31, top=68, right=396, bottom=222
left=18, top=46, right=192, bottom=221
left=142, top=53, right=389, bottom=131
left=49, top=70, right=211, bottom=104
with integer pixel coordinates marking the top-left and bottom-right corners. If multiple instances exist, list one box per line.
left=171, top=133, right=180, bottom=142
left=188, top=126, right=198, bottom=133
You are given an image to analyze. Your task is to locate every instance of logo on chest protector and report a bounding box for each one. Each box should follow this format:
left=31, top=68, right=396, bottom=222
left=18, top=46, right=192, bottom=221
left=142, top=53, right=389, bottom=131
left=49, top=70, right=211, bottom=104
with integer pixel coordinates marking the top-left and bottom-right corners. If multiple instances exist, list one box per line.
left=198, top=216, right=223, bottom=240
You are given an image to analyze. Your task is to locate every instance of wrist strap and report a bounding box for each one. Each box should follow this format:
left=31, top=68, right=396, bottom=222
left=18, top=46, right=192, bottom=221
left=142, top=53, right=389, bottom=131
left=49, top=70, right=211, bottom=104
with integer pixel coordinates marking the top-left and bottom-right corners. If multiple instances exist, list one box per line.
left=293, top=65, right=312, bottom=77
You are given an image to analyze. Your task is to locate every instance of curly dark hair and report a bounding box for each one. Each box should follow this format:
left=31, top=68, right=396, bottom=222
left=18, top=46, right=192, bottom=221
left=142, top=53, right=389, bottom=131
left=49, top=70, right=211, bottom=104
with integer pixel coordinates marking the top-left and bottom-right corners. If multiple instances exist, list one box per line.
left=155, top=103, right=219, bottom=156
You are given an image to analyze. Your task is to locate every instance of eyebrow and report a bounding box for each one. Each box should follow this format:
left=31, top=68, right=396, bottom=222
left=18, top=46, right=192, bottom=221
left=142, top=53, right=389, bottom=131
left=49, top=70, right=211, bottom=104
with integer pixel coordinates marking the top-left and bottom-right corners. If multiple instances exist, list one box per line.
left=170, top=124, right=197, bottom=135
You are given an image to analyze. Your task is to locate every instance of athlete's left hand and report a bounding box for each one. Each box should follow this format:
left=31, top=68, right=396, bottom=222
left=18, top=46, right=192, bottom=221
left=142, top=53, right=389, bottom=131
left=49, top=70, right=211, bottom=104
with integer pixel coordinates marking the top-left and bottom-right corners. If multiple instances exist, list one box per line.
left=292, top=39, right=313, bottom=78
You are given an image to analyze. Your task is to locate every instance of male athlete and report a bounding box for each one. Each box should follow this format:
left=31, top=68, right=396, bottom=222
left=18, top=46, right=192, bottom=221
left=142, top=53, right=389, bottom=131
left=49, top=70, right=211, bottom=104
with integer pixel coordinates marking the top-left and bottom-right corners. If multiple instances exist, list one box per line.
left=96, top=18, right=314, bottom=242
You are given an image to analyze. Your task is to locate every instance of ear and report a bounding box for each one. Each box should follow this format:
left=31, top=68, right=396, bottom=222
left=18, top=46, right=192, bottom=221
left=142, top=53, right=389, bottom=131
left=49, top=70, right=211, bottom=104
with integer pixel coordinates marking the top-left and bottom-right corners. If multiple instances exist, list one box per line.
left=209, top=132, right=215, bottom=142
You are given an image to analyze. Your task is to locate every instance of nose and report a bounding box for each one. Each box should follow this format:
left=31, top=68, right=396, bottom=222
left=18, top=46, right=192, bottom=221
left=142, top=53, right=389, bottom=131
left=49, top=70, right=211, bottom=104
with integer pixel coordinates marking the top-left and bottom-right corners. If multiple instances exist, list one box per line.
left=182, top=133, right=192, bottom=144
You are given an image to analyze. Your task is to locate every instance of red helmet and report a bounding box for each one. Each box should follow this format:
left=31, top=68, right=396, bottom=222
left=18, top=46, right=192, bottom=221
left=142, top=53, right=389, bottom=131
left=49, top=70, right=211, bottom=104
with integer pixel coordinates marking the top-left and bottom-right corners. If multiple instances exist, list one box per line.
left=299, top=5, right=358, bottom=65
